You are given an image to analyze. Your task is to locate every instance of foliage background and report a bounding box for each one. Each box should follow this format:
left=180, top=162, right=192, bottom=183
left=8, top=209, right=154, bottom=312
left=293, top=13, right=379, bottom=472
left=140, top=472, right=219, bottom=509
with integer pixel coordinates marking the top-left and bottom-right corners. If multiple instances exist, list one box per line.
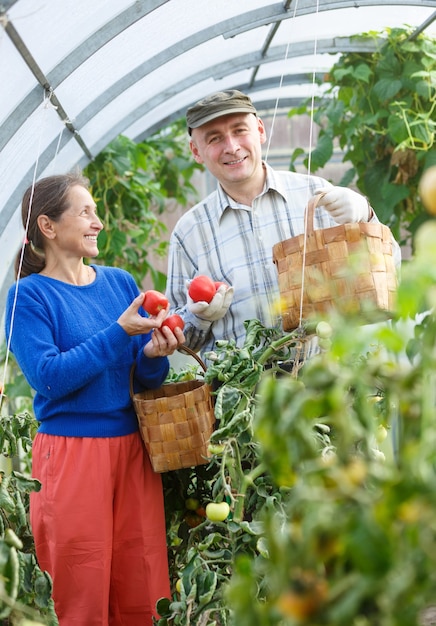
left=289, top=27, right=436, bottom=250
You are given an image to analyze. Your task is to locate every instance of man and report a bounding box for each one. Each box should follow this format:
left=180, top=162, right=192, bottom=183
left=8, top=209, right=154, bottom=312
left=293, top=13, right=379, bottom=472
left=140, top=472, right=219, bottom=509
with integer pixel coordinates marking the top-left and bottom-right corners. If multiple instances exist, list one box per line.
left=165, top=89, right=401, bottom=358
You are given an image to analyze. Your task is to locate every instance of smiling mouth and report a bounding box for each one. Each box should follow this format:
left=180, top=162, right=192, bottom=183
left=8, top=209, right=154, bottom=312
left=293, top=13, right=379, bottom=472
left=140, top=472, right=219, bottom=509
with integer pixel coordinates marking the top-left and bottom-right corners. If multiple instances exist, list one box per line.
left=224, top=156, right=246, bottom=166
left=85, top=235, right=98, bottom=241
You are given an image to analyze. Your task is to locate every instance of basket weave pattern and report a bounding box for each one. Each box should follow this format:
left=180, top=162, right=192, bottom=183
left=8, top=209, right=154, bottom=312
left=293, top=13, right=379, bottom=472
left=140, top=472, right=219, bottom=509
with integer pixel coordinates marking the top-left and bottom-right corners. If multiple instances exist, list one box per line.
left=130, top=346, right=215, bottom=473
left=273, top=194, right=398, bottom=331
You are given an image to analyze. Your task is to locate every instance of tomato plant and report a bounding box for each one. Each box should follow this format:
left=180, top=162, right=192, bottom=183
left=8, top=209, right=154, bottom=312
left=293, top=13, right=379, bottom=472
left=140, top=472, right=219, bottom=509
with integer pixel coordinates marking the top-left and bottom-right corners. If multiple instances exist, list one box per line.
left=155, top=208, right=436, bottom=626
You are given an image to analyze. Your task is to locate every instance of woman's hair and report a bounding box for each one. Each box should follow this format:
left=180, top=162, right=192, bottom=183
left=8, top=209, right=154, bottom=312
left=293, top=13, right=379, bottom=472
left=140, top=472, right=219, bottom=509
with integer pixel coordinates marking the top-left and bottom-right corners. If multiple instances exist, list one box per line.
left=15, top=171, right=90, bottom=279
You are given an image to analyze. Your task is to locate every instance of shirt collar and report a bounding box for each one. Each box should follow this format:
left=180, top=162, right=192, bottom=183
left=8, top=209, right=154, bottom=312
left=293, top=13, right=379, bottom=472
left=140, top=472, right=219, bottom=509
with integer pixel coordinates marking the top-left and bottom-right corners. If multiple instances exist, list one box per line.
left=216, top=161, right=288, bottom=218
left=262, top=162, right=288, bottom=200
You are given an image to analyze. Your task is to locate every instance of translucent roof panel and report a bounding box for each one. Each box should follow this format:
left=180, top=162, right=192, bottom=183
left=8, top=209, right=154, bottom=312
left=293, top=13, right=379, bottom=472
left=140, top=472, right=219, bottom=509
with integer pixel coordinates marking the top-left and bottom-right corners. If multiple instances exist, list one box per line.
left=0, top=0, right=435, bottom=310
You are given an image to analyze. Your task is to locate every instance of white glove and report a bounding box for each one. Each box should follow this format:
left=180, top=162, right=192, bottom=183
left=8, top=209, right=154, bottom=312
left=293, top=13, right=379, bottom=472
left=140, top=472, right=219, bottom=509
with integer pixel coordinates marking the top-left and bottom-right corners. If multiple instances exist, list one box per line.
left=187, top=282, right=234, bottom=322
left=316, top=187, right=371, bottom=224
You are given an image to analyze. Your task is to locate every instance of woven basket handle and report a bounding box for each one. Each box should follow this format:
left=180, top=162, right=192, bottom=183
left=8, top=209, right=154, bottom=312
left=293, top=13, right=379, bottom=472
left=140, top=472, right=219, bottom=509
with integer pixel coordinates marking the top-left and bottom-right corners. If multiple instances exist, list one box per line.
left=176, top=344, right=208, bottom=373
left=306, top=191, right=327, bottom=236
left=129, top=345, right=207, bottom=398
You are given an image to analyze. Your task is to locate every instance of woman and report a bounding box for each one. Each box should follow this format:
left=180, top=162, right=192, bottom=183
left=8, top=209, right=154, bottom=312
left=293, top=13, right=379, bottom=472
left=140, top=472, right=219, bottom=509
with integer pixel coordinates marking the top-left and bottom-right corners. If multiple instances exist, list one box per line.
left=4, top=172, right=182, bottom=625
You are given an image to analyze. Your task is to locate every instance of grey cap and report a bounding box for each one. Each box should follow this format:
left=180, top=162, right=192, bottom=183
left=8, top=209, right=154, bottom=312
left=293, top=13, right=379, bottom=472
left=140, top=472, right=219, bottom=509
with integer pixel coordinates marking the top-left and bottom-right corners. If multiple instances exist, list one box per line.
left=186, top=90, right=257, bottom=131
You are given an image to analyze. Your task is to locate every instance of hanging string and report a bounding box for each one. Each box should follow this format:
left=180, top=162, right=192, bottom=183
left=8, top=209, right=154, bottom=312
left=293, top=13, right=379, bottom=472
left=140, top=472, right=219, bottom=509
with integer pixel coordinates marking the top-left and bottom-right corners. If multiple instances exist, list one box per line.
left=0, top=90, right=53, bottom=410
left=298, top=0, right=321, bottom=329
left=264, top=0, right=321, bottom=332
left=264, top=1, right=299, bottom=162
left=49, top=125, right=65, bottom=173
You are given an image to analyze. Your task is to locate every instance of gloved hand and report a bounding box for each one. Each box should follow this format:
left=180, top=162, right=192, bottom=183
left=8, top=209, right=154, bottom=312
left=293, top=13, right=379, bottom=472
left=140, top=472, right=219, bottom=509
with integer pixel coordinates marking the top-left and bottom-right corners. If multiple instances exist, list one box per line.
left=316, top=187, right=371, bottom=224
left=187, top=282, right=234, bottom=322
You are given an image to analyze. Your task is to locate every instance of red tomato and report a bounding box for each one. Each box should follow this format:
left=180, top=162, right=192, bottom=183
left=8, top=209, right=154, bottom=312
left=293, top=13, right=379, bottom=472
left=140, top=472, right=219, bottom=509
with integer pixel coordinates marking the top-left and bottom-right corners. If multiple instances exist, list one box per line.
left=184, top=512, right=204, bottom=528
left=196, top=506, right=207, bottom=518
left=142, top=290, right=169, bottom=315
left=214, top=281, right=227, bottom=290
left=161, top=314, right=185, bottom=332
left=188, top=275, right=216, bottom=303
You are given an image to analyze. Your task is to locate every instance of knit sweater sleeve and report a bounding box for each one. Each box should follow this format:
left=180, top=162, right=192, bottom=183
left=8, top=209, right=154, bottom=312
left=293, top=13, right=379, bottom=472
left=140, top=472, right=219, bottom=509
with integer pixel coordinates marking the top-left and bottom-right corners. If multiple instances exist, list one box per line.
left=4, top=269, right=168, bottom=401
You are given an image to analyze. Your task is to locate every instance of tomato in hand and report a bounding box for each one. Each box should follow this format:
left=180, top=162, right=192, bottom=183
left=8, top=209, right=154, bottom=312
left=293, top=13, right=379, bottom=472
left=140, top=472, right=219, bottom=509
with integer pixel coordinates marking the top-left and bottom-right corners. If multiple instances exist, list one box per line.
left=142, top=290, right=169, bottom=315
left=188, top=275, right=216, bottom=303
left=161, top=314, right=185, bottom=332
left=214, top=281, right=227, bottom=290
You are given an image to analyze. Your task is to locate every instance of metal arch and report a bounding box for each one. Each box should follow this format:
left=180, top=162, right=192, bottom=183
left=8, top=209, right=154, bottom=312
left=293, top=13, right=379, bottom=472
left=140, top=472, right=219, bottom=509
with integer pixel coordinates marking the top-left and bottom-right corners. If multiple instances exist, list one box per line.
left=38, top=0, right=436, bottom=132
left=0, top=2, right=289, bottom=152
left=46, top=0, right=169, bottom=86
left=0, top=0, right=169, bottom=154
left=225, top=0, right=436, bottom=38
left=88, top=35, right=382, bottom=155
left=1, top=0, right=434, bottom=159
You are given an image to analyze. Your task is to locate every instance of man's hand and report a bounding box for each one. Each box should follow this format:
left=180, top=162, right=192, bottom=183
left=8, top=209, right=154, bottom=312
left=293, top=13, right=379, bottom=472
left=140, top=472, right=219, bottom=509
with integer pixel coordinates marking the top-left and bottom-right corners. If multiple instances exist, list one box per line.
left=187, top=282, right=234, bottom=322
left=316, top=187, right=371, bottom=224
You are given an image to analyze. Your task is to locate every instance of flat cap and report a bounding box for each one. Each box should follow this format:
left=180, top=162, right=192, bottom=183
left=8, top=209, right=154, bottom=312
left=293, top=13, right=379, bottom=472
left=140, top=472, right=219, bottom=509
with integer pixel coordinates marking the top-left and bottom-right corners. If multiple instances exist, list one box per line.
left=186, top=89, right=257, bottom=131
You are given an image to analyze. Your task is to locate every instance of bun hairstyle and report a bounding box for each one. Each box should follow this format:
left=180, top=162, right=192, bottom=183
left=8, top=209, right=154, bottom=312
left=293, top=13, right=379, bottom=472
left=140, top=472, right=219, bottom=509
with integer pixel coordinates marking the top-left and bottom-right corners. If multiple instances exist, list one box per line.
left=15, top=171, right=89, bottom=279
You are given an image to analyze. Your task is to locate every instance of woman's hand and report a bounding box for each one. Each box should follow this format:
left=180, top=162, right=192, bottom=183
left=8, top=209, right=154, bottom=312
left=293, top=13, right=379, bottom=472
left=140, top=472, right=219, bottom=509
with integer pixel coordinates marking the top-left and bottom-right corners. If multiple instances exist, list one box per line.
left=117, top=293, right=168, bottom=335
left=143, top=325, right=185, bottom=358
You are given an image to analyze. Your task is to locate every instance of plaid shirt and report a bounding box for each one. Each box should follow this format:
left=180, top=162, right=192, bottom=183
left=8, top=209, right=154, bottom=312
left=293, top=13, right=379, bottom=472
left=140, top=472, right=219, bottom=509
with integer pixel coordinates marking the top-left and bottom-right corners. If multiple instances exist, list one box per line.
left=166, top=162, right=400, bottom=358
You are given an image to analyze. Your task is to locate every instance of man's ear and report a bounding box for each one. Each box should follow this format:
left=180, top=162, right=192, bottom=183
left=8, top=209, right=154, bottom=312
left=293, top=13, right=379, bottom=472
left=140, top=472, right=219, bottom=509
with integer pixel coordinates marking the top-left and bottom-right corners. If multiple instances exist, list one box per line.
left=37, top=215, right=56, bottom=239
left=190, top=140, right=204, bottom=164
left=257, top=117, right=267, bottom=145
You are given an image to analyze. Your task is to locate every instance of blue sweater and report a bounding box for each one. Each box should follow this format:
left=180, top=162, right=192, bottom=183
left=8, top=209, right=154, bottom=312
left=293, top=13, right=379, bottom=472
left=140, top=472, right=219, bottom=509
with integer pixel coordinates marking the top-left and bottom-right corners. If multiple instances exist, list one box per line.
left=4, top=265, right=169, bottom=437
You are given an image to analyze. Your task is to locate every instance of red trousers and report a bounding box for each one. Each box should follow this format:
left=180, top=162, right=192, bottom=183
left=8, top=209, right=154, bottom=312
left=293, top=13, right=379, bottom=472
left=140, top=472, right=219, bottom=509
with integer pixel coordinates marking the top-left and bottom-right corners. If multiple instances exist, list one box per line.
left=30, top=432, right=171, bottom=625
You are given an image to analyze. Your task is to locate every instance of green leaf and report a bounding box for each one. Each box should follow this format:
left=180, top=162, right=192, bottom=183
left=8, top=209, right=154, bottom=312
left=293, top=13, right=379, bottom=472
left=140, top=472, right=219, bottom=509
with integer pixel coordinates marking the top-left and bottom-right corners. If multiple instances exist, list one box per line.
left=353, top=63, right=372, bottom=83
left=309, top=133, right=334, bottom=170
left=373, top=77, right=403, bottom=101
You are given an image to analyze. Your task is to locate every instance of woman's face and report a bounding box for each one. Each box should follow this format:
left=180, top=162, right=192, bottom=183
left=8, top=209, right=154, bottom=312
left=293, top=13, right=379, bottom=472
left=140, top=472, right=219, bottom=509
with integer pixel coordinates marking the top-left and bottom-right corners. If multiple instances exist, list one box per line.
left=44, top=185, right=103, bottom=259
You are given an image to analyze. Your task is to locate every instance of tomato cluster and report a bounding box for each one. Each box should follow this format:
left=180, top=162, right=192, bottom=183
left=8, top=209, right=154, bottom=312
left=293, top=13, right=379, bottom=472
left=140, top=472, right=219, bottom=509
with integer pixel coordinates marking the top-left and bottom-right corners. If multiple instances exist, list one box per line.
left=142, top=290, right=185, bottom=332
left=188, top=275, right=229, bottom=303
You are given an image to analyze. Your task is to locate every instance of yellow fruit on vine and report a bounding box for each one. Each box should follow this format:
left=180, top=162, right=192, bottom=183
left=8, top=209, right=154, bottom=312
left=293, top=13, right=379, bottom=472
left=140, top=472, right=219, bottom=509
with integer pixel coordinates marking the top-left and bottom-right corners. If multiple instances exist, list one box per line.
left=414, top=221, right=436, bottom=259
left=376, top=424, right=388, bottom=443
left=316, top=321, right=332, bottom=339
left=419, top=165, right=436, bottom=215
left=277, top=572, right=328, bottom=620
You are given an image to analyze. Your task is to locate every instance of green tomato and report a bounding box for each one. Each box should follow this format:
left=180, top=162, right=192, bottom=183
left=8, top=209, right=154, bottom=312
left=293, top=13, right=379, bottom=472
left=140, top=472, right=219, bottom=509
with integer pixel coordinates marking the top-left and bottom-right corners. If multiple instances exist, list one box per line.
left=207, top=442, right=225, bottom=456
left=205, top=501, right=230, bottom=522
left=185, top=497, right=200, bottom=511
left=316, top=321, right=333, bottom=339
left=376, top=425, right=388, bottom=443
left=318, top=337, right=332, bottom=351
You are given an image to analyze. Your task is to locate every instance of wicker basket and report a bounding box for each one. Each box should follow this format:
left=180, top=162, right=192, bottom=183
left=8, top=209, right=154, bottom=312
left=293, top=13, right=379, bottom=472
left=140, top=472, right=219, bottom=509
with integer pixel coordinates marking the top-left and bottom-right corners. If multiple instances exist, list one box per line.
left=130, top=346, right=215, bottom=473
left=272, top=193, right=398, bottom=331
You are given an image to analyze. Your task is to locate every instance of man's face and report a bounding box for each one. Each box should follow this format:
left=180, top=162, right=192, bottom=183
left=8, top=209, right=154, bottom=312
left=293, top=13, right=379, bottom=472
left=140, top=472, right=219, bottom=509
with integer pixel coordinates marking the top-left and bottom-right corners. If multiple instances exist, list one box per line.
left=189, top=113, right=267, bottom=188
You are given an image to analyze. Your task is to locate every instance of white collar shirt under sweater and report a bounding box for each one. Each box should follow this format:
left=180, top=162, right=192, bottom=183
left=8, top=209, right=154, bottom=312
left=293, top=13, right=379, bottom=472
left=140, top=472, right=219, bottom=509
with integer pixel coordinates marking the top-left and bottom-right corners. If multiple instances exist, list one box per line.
left=166, top=162, right=401, bottom=359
